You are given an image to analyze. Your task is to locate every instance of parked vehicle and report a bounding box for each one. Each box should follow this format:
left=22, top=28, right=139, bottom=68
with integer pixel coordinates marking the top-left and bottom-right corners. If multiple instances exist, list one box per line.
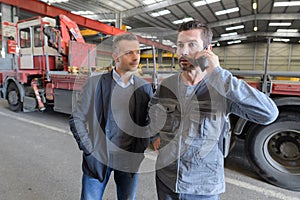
left=0, top=15, right=96, bottom=114
left=228, top=68, right=300, bottom=192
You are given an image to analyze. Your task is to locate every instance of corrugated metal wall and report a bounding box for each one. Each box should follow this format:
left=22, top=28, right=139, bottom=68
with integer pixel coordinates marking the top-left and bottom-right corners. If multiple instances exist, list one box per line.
left=214, top=43, right=300, bottom=71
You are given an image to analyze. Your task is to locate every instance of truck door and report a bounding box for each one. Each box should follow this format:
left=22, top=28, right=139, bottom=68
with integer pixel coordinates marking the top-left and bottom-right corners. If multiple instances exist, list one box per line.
left=32, top=25, right=45, bottom=69
left=19, top=27, right=34, bottom=69
left=18, top=18, right=44, bottom=70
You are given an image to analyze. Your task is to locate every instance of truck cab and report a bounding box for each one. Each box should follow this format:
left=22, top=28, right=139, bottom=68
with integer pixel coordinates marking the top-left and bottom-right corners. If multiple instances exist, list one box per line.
left=18, top=17, right=61, bottom=71
left=0, top=15, right=95, bottom=113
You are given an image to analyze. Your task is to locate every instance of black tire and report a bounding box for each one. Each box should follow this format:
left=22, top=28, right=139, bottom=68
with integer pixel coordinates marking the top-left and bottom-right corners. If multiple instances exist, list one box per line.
left=246, top=112, right=300, bottom=191
left=7, top=82, right=23, bottom=112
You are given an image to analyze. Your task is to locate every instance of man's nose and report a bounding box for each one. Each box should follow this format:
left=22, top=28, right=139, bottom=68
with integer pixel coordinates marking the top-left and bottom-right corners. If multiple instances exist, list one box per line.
left=182, top=46, right=189, bottom=55
left=132, top=52, right=139, bottom=59
left=178, top=46, right=189, bottom=56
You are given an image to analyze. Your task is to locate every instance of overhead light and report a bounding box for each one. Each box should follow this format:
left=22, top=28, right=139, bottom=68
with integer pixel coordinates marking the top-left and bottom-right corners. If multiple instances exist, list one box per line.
left=183, top=17, right=194, bottom=22
left=269, top=22, right=291, bottom=26
left=276, top=29, right=298, bottom=33
left=140, top=46, right=152, bottom=50
left=193, top=0, right=220, bottom=7
left=274, top=1, right=300, bottom=7
left=172, top=20, right=182, bottom=24
left=227, top=40, right=241, bottom=45
left=253, top=2, right=257, bottom=10
left=71, top=11, right=98, bottom=19
left=150, top=9, right=171, bottom=17
left=225, top=25, right=244, bottom=31
left=221, top=32, right=237, bottom=37
left=85, top=15, right=99, bottom=20
left=172, top=17, right=193, bottom=24
left=99, top=19, right=117, bottom=23
left=150, top=13, right=160, bottom=17
left=158, top=10, right=171, bottom=15
left=142, top=35, right=157, bottom=39
left=72, top=11, right=95, bottom=15
left=143, top=0, right=164, bottom=5
left=253, top=26, right=258, bottom=31
left=40, top=0, right=69, bottom=4
left=273, top=38, right=290, bottom=42
left=143, top=0, right=156, bottom=5
left=217, top=42, right=220, bottom=46
left=163, top=40, right=175, bottom=46
left=215, top=7, right=239, bottom=16
left=239, top=36, right=247, bottom=40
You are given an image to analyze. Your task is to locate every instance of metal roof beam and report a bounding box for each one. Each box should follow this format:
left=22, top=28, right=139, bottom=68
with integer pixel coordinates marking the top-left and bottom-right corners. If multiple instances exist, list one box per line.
left=0, top=0, right=124, bottom=35
left=0, top=0, right=173, bottom=51
left=93, top=0, right=190, bottom=19
left=123, top=0, right=189, bottom=18
left=209, top=13, right=300, bottom=28
left=215, top=32, right=300, bottom=42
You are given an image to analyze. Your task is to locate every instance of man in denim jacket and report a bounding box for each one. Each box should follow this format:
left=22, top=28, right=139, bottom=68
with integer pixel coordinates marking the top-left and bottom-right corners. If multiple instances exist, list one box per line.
left=149, top=20, right=278, bottom=200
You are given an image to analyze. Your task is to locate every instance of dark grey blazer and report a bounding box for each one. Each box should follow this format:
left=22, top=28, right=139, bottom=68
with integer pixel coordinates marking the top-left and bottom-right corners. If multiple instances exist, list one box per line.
left=69, top=71, right=153, bottom=181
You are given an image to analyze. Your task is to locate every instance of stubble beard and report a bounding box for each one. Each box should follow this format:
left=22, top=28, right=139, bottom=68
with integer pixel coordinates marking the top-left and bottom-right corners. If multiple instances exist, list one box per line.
left=180, top=63, right=196, bottom=72
left=129, top=65, right=138, bottom=72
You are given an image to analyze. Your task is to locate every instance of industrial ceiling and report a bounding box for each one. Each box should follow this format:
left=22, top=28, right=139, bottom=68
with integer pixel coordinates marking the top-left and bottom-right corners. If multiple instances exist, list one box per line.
left=5, top=0, right=300, bottom=46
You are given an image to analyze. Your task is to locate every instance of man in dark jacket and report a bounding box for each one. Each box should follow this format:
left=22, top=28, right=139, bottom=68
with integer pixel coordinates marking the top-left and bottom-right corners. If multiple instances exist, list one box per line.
left=69, top=33, right=153, bottom=200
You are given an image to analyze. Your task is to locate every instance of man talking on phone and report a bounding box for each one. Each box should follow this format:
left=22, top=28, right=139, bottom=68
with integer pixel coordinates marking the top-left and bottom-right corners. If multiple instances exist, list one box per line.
left=149, top=20, right=278, bottom=200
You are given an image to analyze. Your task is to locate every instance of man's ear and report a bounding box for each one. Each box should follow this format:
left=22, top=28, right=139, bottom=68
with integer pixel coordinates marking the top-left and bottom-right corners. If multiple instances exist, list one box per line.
left=208, top=44, right=212, bottom=51
left=112, top=53, right=119, bottom=63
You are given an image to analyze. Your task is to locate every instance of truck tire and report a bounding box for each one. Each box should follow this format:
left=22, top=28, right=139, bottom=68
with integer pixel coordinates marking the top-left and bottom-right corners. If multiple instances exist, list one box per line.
left=7, top=82, right=23, bottom=111
left=245, top=112, right=300, bottom=191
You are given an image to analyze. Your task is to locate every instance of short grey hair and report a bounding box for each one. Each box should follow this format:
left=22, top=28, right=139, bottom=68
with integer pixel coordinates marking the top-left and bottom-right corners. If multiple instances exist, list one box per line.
left=112, top=33, right=139, bottom=54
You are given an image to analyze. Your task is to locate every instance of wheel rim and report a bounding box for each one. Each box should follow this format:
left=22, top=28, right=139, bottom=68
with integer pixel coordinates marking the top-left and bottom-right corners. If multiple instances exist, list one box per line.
left=264, top=129, right=300, bottom=175
left=8, top=90, right=19, bottom=105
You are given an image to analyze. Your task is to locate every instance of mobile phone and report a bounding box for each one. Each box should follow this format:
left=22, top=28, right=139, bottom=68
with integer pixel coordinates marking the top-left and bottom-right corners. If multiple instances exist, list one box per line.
left=197, top=45, right=211, bottom=72
left=198, top=56, right=208, bottom=72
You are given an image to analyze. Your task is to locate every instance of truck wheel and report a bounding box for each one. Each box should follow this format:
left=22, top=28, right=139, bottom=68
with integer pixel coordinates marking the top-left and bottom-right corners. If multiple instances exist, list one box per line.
left=7, top=82, right=23, bottom=111
left=245, top=112, right=300, bottom=191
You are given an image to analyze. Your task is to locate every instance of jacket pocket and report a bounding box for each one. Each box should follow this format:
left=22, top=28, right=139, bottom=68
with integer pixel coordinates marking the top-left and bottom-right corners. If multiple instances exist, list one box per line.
left=186, top=112, right=221, bottom=157
left=202, top=112, right=222, bottom=139
left=189, top=112, right=204, bottom=138
left=161, top=103, right=181, bottom=132
left=180, top=145, right=222, bottom=186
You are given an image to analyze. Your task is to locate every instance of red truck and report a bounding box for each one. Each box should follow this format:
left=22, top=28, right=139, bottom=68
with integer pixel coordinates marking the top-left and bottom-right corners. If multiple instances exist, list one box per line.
left=227, top=38, right=300, bottom=192
left=0, top=15, right=96, bottom=114
left=0, top=15, right=299, bottom=192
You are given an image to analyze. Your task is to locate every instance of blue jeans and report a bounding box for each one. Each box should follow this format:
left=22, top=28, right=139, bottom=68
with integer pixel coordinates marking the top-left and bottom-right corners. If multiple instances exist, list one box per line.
left=156, top=175, right=220, bottom=200
left=81, top=167, right=138, bottom=200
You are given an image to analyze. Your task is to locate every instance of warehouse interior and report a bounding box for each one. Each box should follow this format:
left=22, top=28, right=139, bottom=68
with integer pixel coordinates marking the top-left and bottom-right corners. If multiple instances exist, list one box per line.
left=0, top=1, right=300, bottom=199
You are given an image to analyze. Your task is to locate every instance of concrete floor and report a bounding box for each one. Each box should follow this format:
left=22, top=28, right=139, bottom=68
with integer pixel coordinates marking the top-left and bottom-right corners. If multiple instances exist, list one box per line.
left=0, top=99, right=299, bottom=200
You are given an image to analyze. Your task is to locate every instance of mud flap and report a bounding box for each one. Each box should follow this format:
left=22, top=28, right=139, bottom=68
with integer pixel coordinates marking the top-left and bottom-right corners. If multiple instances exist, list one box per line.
left=23, top=96, right=37, bottom=112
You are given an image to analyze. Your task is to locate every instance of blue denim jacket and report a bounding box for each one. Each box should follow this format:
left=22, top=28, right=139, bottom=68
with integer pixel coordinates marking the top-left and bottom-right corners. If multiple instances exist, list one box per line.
left=149, top=67, right=278, bottom=195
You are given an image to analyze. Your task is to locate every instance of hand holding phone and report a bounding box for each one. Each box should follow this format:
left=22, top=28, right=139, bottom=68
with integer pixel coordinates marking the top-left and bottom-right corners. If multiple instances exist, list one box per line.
left=196, top=45, right=211, bottom=71
left=197, top=56, right=209, bottom=72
